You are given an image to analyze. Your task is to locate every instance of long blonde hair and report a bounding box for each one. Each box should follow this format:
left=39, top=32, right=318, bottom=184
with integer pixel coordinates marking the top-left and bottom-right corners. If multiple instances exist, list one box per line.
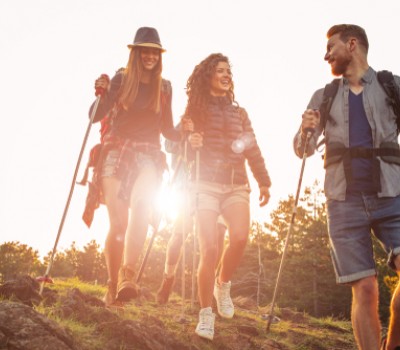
left=118, top=47, right=163, bottom=112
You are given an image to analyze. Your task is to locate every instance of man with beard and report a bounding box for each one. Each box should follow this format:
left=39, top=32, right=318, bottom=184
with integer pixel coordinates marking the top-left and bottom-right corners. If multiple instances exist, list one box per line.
left=294, top=24, right=400, bottom=350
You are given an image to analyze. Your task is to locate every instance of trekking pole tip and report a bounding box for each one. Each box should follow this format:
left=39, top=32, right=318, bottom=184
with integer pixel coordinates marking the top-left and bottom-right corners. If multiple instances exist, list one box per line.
left=265, top=313, right=281, bottom=332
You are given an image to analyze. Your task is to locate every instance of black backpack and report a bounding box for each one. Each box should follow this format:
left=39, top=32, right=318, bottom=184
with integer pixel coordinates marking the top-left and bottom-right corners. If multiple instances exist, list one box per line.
left=319, top=70, right=400, bottom=135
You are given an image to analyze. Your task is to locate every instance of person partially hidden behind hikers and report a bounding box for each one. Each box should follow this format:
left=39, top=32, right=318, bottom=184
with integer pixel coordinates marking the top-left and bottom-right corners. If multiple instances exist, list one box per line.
left=185, top=53, right=271, bottom=340
left=156, top=135, right=227, bottom=304
left=294, top=24, right=400, bottom=350
left=87, top=27, right=187, bottom=307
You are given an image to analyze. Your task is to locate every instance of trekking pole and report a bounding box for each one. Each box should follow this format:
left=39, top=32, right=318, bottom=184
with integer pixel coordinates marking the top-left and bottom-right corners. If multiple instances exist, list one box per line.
left=266, top=130, right=313, bottom=331
left=191, top=149, right=200, bottom=309
left=136, top=212, right=162, bottom=284
left=39, top=79, right=107, bottom=295
left=136, top=155, right=185, bottom=284
left=179, top=137, right=190, bottom=322
left=257, top=226, right=263, bottom=309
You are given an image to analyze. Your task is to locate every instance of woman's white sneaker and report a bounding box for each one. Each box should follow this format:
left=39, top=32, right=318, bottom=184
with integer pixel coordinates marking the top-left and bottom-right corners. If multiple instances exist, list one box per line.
left=195, top=307, right=215, bottom=340
left=214, top=280, right=234, bottom=319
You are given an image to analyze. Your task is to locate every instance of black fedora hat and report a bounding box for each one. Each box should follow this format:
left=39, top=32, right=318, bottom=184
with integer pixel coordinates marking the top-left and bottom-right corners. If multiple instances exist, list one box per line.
left=127, top=27, right=166, bottom=52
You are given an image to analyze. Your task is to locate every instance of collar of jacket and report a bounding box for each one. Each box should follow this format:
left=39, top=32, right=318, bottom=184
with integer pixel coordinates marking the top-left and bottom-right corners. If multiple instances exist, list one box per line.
left=208, top=95, right=231, bottom=107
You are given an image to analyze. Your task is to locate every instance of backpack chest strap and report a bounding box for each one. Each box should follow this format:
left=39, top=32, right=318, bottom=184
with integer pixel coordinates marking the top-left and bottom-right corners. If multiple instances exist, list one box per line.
left=324, top=142, right=400, bottom=168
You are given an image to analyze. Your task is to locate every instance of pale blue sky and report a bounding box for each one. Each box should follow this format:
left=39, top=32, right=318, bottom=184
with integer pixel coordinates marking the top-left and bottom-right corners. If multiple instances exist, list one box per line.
left=1, top=0, right=399, bottom=257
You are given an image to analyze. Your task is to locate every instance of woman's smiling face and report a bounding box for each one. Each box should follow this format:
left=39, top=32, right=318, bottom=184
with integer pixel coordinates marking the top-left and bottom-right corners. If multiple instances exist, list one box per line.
left=210, top=61, right=232, bottom=96
left=140, top=47, right=161, bottom=71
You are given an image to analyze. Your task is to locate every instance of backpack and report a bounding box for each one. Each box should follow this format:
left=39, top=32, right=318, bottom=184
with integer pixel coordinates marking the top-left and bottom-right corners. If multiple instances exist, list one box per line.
left=319, top=70, right=400, bottom=136
left=377, top=70, right=400, bottom=132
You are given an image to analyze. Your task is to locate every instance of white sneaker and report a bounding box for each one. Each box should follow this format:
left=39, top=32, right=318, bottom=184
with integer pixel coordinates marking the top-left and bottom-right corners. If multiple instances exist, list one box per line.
left=195, top=307, right=215, bottom=340
left=214, top=280, right=234, bottom=319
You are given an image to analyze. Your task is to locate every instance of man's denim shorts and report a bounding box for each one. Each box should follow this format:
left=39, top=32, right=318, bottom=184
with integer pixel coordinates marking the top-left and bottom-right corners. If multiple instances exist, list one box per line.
left=327, top=193, right=400, bottom=284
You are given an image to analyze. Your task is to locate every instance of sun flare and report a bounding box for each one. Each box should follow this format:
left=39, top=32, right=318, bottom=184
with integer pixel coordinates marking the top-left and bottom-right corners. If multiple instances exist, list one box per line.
left=154, top=173, right=189, bottom=223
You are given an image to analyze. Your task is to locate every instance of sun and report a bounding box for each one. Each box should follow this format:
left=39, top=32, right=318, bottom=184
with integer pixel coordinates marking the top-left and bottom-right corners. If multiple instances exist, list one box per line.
left=153, top=171, right=189, bottom=224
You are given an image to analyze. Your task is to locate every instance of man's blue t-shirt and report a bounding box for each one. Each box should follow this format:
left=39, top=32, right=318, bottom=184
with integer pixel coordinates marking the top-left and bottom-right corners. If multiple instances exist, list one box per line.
left=346, top=90, right=374, bottom=193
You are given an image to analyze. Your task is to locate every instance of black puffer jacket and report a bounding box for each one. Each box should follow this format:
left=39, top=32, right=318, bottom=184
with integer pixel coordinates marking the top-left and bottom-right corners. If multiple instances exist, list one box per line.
left=193, top=96, right=271, bottom=188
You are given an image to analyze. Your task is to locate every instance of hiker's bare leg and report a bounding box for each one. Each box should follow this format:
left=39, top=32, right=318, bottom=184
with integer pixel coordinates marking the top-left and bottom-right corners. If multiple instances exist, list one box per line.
left=166, top=228, right=183, bottom=266
left=177, top=215, right=225, bottom=274
left=215, top=222, right=227, bottom=269
left=351, top=276, right=380, bottom=350
left=102, top=177, right=128, bottom=284
left=197, top=209, right=219, bottom=307
left=156, top=212, right=193, bottom=304
left=165, top=214, right=193, bottom=268
left=123, top=163, right=158, bottom=270
left=386, top=255, right=400, bottom=350
left=218, top=202, right=250, bottom=284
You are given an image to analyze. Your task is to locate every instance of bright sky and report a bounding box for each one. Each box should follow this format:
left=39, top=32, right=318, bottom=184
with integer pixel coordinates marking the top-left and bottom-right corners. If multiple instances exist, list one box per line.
left=1, top=0, right=399, bottom=259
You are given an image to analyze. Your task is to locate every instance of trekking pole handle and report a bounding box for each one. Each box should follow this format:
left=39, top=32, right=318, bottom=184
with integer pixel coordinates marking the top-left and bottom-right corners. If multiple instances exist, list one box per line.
left=95, top=74, right=110, bottom=96
left=302, top=127, right=315, bottom=136
left=301, top=108, right=319, bottom=137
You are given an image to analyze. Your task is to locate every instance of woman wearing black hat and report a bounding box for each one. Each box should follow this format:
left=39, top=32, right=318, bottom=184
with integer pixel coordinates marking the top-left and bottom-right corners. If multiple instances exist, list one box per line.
left=185, top=53, right=271, bottom=340
left=88, top=27, right=182, bottom=306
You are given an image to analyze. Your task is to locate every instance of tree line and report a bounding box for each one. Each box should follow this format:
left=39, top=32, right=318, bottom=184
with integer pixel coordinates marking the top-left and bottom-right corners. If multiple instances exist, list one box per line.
left=1, top=182, right=397, bottom=324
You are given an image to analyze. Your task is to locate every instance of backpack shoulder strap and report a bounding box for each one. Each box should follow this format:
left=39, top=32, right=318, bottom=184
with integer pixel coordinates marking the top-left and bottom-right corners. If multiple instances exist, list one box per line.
left=377, top=70, right=400, bottom=133
left=161, top=79, right=172, bottom=112
left=161, top=79, right=172, bottom=95
left=320, top=79, right=340, bottom=134
left=377, top=70, right=394, bottom=86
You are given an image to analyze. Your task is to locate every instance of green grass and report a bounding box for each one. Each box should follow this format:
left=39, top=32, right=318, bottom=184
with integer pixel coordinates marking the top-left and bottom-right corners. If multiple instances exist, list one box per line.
left=24, top=278, right=358, bottom=349
left=55, top=317, right=106, bottom=350
left=49, top=277, right=105, bottom=298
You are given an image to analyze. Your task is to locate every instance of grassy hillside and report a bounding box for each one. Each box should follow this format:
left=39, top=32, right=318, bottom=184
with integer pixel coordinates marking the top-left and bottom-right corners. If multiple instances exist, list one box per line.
left=31, top=278, right=356, bottom=350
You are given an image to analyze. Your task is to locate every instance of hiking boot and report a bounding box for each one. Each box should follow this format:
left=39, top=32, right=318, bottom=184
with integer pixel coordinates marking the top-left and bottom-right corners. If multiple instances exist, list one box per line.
left=102, top=280, right=117, bottom=307
left=195, top=307, right=215, bottom=340
left=156, top=274, right=175, bottom=304
left=116, top=266, right=139, bottom=302
left=213, top=280, right=234, bottom=319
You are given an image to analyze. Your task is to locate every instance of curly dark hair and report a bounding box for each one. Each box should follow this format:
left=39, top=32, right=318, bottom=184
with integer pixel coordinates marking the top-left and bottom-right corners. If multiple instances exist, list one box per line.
left=184, top=53, right=236, bottom=129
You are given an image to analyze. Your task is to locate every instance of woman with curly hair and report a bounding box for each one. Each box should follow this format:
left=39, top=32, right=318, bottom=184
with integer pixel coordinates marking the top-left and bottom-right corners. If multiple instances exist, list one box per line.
left=88, top=27, right=184, bottom=306
left=185, top=53, right=271, bottom=340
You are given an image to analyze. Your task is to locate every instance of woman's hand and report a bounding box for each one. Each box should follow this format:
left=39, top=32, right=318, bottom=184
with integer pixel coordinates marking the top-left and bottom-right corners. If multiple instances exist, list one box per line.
left=188, top=132, right=203, bottom=149
left=94, top=74, right=110, bottom=96
left=181, top=118, right=194, bottom=134
left=259, top=186, right=270, bottom=207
